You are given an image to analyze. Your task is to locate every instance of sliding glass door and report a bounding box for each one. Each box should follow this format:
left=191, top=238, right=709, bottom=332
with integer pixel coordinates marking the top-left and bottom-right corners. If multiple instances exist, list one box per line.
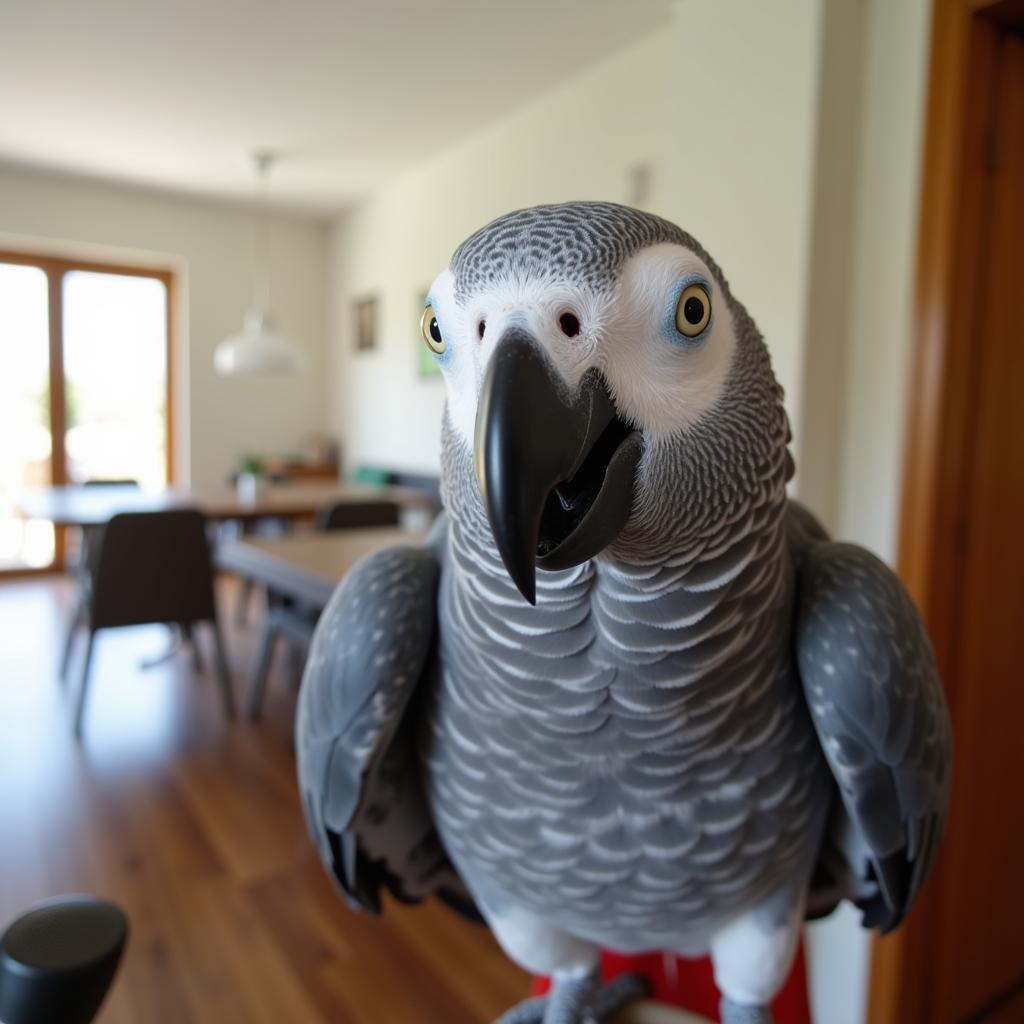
left=0, top=253, right=172, bottom=572
left=63, top=270, right=169, bottom=488
left=0, top=263, right=54, bottom=569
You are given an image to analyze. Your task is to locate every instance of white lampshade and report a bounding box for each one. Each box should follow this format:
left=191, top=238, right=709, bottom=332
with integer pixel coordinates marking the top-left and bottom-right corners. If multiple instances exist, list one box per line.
left=214, top=310, right=304, bottom=376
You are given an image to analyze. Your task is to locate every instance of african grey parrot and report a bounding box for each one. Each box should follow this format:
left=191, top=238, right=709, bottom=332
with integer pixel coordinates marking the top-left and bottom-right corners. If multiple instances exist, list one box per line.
left=296, top=202, right=952, bottom=1024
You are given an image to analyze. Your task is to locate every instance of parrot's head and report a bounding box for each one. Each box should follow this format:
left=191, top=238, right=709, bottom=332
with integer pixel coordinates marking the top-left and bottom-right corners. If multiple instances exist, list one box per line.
left=425, top=202, right=790, bottom=604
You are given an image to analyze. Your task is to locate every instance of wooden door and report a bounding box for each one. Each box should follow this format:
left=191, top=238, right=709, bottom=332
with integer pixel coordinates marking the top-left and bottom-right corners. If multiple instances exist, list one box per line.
left=871, top=4, right=1024, bottom=1020
left=928, top=29, right=1024, bottom=1023
left=877, top=13, right=1024, bottom=1021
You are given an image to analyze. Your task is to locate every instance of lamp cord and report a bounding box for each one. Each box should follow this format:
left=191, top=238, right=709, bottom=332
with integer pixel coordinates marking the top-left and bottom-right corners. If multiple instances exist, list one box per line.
left=251, top=151, right=275, bottom=315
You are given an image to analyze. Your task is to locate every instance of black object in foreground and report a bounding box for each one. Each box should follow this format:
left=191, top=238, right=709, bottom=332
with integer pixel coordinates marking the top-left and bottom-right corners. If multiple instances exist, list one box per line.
left=0, top=895, right=127, bottom=1024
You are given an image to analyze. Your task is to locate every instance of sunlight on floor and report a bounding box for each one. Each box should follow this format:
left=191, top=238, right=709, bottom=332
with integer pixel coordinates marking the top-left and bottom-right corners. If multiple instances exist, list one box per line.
left=0, top=577, right=228, bottom=764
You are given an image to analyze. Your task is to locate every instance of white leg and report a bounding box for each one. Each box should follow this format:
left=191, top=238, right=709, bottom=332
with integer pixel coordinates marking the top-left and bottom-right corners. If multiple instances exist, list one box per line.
left=484, top=904, right=649, bottom=1024
left=482, top=903, right=599, bottom=979
left=486, top=904, right=597, bottom=1024
left=709, top=887, right=805, bottom=1016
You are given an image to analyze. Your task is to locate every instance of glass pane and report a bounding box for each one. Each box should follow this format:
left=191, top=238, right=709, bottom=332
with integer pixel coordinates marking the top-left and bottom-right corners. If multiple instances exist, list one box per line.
left=63, top=271, right=168, bottom=489
left=0, top=263, right=54, bottom=569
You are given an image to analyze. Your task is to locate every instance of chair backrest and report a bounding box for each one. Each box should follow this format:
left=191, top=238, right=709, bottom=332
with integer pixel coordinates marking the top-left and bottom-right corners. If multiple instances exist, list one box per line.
left=390, top=471, right=443, bottom=518
left=313, top=500, right=401, bottom=532
left=89, top=510, right=217, bottom=630
left=77, top=480, right=141, bottom=576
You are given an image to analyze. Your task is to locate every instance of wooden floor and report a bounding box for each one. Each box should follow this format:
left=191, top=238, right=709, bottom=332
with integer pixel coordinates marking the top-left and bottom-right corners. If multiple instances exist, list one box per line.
left=0, top=575, right=529, bottom=1023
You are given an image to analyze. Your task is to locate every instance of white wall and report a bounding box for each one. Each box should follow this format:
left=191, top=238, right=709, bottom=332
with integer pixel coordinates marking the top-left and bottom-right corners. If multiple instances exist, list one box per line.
left=797, top=0, right=931, bottom=560
left=797, top=0, right=870, bottom=535
left=663, top=0, right=824, bottom=448
left=329, top=0, right=826, bottom=475
left=0, top=164, right=330, bottom=486
left=836, top=0, right=931, bottom=561
left=802, top=2, right=932, bottom=1023
left=328, top=26, right=671, bottom=473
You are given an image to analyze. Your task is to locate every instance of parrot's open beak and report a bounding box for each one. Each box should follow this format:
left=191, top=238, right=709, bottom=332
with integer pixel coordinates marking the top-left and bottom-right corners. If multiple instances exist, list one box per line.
left=474, top=328, right=643, bottom=604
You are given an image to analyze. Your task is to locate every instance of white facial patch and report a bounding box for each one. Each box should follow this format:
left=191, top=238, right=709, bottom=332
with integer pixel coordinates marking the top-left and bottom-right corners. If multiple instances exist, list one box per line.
left=430, top=242, right=737, bottom=449
left=598, top=243, right=737, bottom=441
left=428, top=267, right=606, bottom=450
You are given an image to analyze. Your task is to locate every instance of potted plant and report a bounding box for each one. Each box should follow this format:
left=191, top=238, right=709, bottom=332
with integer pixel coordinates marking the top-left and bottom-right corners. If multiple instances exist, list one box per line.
left=236, top=454, right=265, bottom=502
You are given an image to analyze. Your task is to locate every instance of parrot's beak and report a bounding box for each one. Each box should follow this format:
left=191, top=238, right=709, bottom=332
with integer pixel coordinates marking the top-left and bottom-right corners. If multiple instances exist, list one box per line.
left=474, top=328, right=643, bottom=604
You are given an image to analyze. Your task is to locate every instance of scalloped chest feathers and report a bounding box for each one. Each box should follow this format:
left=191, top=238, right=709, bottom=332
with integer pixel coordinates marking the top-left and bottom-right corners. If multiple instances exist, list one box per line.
left=422, top=510, right=831, bottom=952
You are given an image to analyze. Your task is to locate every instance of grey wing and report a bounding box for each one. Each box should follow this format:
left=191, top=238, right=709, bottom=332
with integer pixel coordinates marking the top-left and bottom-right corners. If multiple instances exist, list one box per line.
left=296, top=528, right=474, bottom=918
left=794, top=540, right=953, bottom=933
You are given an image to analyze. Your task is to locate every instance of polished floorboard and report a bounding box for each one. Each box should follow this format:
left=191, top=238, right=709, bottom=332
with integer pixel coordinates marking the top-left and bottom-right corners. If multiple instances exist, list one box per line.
left=0, top=575, right=529, bottom=1023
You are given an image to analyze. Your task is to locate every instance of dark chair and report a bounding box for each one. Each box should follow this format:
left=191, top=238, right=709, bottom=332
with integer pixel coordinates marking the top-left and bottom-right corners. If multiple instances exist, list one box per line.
left=390, top=471, right=443, bottom=520
left=244, top=500, right=401, bottom=720
left=225, top=474, right=292, bottom=628
left=312, top=499, right=401, bottom=531
left=69, top=509, right=235, bottom=737
left=60, top=480, right=142, bottom=680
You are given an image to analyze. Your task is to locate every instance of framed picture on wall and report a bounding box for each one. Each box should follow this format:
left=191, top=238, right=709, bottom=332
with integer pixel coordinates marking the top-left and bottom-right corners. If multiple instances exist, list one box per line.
left=354, top=296, right=378, bottom=351
left=417, top=288, right=442, bottom=378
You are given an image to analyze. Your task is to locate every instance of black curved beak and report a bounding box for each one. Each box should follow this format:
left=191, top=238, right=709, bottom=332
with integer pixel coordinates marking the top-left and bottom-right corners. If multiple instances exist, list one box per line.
left=474, top=327, right=643, bottom=604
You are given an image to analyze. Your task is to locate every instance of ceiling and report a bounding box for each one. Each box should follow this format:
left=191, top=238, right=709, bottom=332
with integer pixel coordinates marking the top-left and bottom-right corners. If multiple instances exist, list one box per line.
left=2, top=0, right=672, bottom=217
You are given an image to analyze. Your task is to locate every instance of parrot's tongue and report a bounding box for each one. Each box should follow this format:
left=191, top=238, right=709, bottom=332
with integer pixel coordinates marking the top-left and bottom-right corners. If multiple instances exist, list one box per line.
left=540, top=415, right=634, bottom=556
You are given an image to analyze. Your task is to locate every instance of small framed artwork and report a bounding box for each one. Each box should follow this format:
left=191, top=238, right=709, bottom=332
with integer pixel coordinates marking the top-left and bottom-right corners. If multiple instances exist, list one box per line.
left=354, top=296, right=378, bottom=351
left=417, top=288, right=442, bottom=379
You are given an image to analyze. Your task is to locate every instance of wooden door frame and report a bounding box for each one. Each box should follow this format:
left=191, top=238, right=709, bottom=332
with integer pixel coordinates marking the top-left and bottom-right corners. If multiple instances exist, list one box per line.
left=869, top=1, right=1024, bottom=1020
left=0, top=249, right=176, bottom=573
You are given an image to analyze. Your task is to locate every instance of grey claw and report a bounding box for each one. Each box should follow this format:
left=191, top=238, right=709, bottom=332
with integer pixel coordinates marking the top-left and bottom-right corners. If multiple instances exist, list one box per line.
left=493, top=971, right=649, bottom=1024
left=720, top=997, right=773, bottom=1024
left=493, top=995, right=547, bottom=1024
left=593, top=973, right=649, bottom=1016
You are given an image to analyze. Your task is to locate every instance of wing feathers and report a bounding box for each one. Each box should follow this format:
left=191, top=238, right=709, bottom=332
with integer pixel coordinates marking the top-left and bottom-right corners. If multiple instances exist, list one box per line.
left=296, top=535, right=472, bottom=916
left=795, top=540, right=952, bottom=932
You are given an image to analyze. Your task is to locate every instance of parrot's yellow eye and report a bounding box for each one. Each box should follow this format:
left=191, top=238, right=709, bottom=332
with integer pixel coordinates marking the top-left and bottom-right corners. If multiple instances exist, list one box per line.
left=675, top=284, right=711, bottom=338
left=420, top=305, right=445, bottom=355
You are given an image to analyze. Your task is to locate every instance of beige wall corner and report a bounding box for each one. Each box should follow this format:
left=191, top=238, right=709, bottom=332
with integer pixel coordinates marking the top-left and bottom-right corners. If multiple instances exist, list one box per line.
left=0, top=165, right=331, bottom=487
left=796, top=0, right=870, bottom=534
left=835, top=0, right=932, bottom=563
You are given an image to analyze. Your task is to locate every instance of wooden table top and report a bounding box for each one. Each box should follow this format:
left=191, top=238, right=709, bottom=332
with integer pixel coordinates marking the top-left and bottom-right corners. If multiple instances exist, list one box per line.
left=216, top=527, right=428, bottom=608
left=14, top=481, right=429, bottom=527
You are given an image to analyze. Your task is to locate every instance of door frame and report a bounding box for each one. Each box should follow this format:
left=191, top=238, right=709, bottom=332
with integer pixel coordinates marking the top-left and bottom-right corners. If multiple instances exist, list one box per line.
left=0, top=249, right=176, bottom=574
left=869, top=1, right=1024, bottom=1020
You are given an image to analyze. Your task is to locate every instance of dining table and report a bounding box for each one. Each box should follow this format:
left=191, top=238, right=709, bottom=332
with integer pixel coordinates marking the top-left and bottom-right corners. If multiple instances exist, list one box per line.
left=216, top=526, right=429, bottom=717
left=14, top=481, right=431, bottom=529
left=215, top=526, right=427, bottom=609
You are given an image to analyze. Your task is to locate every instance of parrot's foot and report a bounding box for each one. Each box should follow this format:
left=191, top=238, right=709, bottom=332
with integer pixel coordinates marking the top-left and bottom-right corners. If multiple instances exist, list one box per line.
left=493, top=971, right=648, bottom=1024
left=719, top=998, right=773, bottom=1024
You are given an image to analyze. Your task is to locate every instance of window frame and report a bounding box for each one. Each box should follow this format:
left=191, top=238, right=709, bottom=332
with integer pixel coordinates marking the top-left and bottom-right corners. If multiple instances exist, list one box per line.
left=0, top=248, right=175, bottom=574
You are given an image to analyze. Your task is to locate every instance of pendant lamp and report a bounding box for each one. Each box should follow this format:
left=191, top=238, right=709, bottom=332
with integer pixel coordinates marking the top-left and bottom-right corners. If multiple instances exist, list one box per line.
left=214, top=151, right=304, bottom=375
